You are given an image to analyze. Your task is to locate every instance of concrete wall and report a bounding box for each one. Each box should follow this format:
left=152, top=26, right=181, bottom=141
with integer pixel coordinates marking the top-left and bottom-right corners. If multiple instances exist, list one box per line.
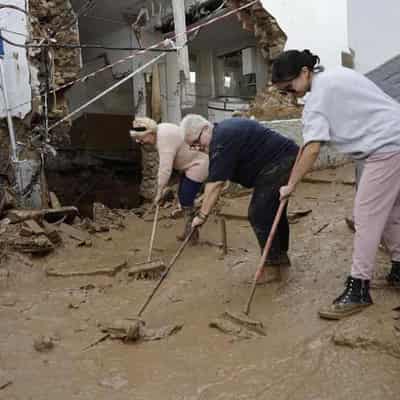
left=0, top=0, right=31, bottom=118
left=262, top=0, right=348, bottom=70
left=66, top=18, right=173, bottom=120
left=348, top=0, right=400, bottom=73
left=263, top=119, right=349, bottom=169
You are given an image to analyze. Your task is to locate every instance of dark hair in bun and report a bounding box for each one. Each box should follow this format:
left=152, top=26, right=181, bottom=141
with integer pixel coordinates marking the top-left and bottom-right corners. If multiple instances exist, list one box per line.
left=271, top=49, right=323, bottom=83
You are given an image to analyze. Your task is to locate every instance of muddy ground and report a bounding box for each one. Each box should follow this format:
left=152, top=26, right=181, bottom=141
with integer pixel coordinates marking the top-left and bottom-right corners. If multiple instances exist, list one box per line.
left=1, top=163, right=400, bottom=400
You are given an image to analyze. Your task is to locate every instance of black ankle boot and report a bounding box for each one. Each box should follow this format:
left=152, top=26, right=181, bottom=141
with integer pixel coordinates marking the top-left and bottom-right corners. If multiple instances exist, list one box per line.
left=319, top=276, right=373, bottom=320
left=387, top=261, right=400, bottom=287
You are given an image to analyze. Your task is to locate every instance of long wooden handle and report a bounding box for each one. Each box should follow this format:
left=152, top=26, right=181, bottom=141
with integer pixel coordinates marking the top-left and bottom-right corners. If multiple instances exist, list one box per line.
left=147, top=205, right=160, bottom=262
left=244, top=199, right=288, bottom=315
left=244, top=147, right=303, bottom=315
left=137, top=228, right=196, bottom=317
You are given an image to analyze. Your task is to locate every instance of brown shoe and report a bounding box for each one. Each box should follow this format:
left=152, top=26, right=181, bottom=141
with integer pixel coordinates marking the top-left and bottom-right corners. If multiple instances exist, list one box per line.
left=264, top=252, right=291, bottom=267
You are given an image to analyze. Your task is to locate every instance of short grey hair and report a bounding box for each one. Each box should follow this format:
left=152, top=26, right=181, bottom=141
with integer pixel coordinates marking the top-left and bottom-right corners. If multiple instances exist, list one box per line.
left=180, top=114, right=212, bottom=144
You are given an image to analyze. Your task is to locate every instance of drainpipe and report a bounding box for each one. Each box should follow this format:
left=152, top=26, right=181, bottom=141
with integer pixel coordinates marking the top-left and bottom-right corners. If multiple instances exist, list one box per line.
left=0, top=34, right=18, bottom=162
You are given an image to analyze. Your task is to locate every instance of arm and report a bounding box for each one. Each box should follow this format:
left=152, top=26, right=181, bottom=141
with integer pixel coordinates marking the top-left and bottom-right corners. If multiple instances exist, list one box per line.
left=280, top=142, right=321, bottom=200
left=192, top=181, right=225, bottom=228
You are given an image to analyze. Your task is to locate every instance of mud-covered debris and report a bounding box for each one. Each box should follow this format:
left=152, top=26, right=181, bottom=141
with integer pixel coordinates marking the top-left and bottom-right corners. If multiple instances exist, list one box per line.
left=21, top=220, right=45, bottom=236
left=100, top=318, right=182, bottom=342
left=99, top=374, right=128, bottom=390
left=332, top=313, right=400, bottom=359
left=287, top=208, right=312, bottom=223
left=33, top=335, right=55, bottom=352
left=6, top=206, right=78, bottom=224
left=58, top=222, right=89, bottom=244
left=128, top=260, right=166, bottom=280
left=46, top=261, right=128, bottom=278
left=0, top=369, right=12, bottom=390
left=93, top=203, right=125, bottom=230
left=42, top=221, right=62, bottom=244
left=11, top=235, right=54, bottom=254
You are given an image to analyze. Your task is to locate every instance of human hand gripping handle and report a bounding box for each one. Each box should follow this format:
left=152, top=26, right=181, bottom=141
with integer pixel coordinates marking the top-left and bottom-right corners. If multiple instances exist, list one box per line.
left=279, top=183, right=296, bottom=201
left=192, top=211, right=208, bottom=228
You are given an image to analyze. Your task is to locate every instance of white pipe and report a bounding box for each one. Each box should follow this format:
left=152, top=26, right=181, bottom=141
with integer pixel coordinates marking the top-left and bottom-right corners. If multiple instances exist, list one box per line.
left=49, top=52, right=166, bottom=132
left=0, top=56, right=18, bottom=161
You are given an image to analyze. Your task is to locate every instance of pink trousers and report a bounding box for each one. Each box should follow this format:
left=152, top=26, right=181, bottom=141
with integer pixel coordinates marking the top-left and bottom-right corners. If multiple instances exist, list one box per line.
left=352, top=151, right=400, bottom=280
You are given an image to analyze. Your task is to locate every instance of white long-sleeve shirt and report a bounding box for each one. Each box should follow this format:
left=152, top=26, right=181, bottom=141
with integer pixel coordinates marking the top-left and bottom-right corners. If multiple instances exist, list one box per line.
left=156, top=123, right=209, bottom=191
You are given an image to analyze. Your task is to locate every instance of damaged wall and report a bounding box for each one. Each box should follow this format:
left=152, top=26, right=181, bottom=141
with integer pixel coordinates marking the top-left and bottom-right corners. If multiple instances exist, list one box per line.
left=0, top=0, right=31, bottom=119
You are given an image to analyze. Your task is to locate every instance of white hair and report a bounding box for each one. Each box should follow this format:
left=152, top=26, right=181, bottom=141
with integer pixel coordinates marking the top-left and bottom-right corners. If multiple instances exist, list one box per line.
left=180, top=114, right=212, bottom=144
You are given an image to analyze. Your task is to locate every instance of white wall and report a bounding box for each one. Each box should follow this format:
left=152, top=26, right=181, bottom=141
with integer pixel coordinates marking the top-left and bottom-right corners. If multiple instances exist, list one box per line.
left=261, top=0, right=348, bottom=70
left=0, top=0, right=31, bottom=118
left=348, top=0, right=400, bottom=73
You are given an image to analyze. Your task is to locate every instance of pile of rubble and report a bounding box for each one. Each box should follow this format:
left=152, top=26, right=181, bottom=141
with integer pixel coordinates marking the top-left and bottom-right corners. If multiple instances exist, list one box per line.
left=248, top=85, right=303, bottom=120
left=0, top=191, right=126, bottom=257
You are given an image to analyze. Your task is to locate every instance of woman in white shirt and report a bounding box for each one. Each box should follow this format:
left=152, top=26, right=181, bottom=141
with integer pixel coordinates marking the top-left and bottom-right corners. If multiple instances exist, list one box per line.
left=271, top=49, right=400, bottom=320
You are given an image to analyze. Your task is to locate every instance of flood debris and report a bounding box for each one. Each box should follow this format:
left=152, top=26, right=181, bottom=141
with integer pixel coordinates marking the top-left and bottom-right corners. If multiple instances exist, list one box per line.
left=99, top=318, right=183, bottom=343
left=0, top=369, right=12, bottom=391
left=128, top=260, right=166, bottom=280
left=5, top=206, right=78, bottom=224
left=33, top=335, right=55, bottom=352
left=287, top=208, right=312, bottom=223
left=332, top=313, right=400, bottom=359
left=46, top=260, right=128, bottom=278
left=93, top=203, right=125, bottom=230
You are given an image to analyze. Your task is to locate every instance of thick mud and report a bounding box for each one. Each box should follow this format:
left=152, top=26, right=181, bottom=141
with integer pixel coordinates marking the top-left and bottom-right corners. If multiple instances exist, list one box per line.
left=1, top=164, right=399, bottom=400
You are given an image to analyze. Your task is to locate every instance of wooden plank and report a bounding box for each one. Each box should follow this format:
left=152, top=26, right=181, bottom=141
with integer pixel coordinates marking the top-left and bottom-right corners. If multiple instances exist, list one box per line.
left=23, top=219, right=44, bottom=235
left=49, top=192, right=62, bottom=209
left=58, top=223, right=88, bottom=243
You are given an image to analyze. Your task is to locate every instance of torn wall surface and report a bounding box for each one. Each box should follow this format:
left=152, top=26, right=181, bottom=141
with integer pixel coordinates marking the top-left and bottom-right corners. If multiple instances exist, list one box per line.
left=0, top=0, right=31, bottom=118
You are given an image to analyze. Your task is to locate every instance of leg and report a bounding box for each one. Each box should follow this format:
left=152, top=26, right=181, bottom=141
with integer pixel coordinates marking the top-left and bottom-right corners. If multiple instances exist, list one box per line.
left=382, top=191, right=400, bottom=262
left=320, top=151, right=400, bottom=320
left=351, top=154, right=400, bottom=280
left=177, top=175, right=202, bottom=244
left=248, top=181, right=281, bottom=256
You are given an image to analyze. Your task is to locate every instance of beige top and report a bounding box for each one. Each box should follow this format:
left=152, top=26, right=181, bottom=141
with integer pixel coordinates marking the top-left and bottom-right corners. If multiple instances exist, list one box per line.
left=156, top=123, right=209, bottom=191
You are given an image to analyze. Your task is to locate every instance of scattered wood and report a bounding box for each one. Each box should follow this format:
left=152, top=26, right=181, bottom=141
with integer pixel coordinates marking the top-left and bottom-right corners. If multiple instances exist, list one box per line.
left=313, top=223, right=330, bottom=235
left=42, top=221, right=62, bottom=244
left=6, top=206, right=78, bottom=224
left=82, top=334, right=110, bottom=351
left=220, top=218, right=228, bottom=255
left=46, top=261, right=128, bottom=278
left=0, top=370, right=12, bottom=390
left=287, top=209, right=312, bottom=223
left=10, top=236, right=54, bottom=254
left=58, top=222, right=88, bottom=243
left=128, top=260, right=166, bottom=280
left=23, top=219, right=45, bottom=235
left=49, top=192, right=62, bottom=209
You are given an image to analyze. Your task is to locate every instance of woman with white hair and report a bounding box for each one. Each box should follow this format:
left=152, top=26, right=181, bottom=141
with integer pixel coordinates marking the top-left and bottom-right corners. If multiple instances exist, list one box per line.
left=130, top=117, right=209, bottom=243
left=181, top=114, right=299, bottom=282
